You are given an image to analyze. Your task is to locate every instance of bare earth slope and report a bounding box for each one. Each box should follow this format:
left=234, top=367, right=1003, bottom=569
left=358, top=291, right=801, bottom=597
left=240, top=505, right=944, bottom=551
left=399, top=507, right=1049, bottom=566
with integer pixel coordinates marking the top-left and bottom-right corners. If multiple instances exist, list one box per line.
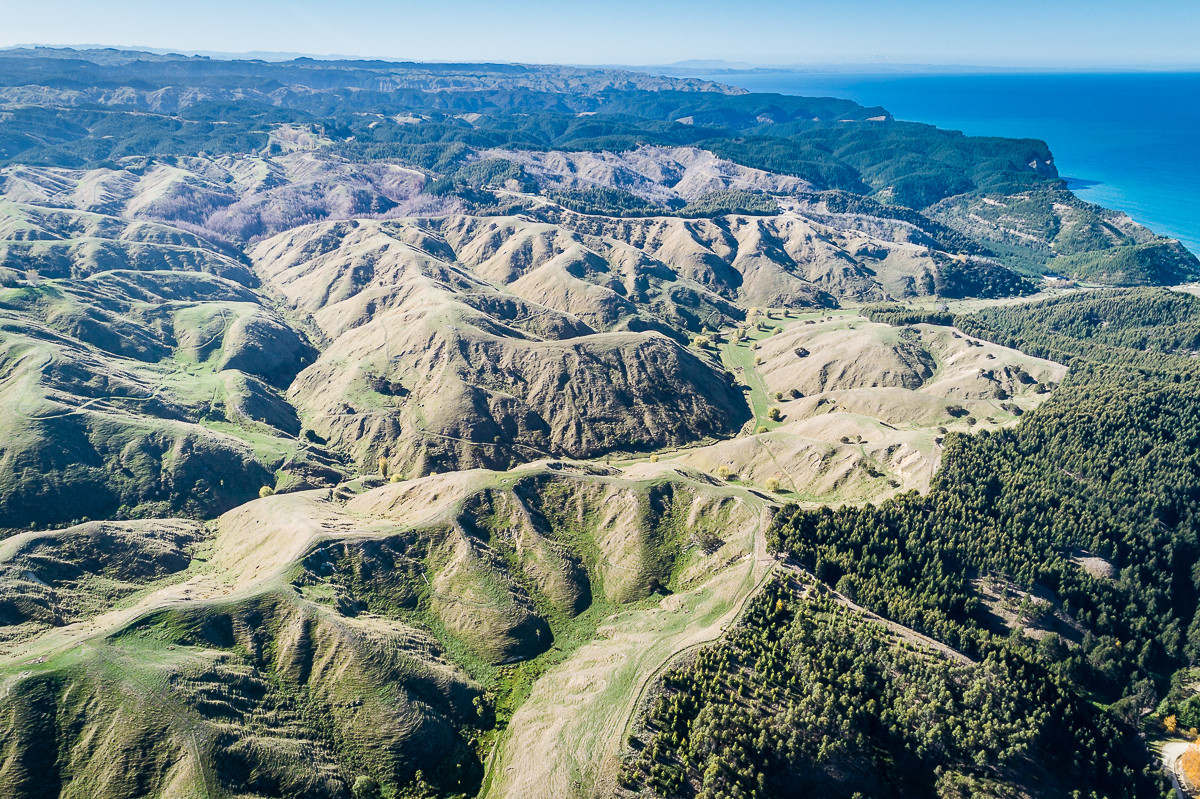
left=250, top=218, right=751, bottom=475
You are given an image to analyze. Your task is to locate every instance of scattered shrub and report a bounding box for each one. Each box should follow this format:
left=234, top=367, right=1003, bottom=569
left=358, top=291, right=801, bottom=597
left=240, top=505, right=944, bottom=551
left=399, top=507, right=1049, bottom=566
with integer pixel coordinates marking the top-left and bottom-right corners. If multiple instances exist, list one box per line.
left=352, top=777, right=382, bottom=799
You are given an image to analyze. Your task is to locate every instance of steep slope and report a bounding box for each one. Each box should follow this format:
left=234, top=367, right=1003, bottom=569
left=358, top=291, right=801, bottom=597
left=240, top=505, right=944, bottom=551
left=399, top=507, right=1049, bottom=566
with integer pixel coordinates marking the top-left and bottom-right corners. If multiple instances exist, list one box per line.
left=0, top=153, right=1046, bottom=526
left=2, top=153, right=455, bottom=243
left=0, top=304, right=1072, bottom=799
left=931, top=187, right=1200, bottom=281
left=251, top=219, right=751, bottom=475
left=481, top=145, right=815, bottom=206
left=0, top=592, right=485, bottom=799
left=0, top=461, right=771, bottom=799
left=0, top=200, right=252, bottom=281
left=0, top=519, right=202, bottom=645
left=616, top=575, right=1162, bottom=799
left=0, top=205, right=339, bottom=529
left=531, top=203, right=1019, bottom=305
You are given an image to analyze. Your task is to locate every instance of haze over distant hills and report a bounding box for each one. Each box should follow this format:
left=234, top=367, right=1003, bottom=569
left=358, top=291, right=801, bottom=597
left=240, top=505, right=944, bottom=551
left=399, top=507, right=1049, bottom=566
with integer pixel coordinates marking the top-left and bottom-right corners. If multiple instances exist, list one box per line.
left=1, top=44, right=377, bottom=62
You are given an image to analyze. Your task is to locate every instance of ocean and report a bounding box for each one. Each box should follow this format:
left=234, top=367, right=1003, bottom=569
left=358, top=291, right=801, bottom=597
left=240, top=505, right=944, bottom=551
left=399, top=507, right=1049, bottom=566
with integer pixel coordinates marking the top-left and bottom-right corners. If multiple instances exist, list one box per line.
left=689, top=71, right=1200, bottom=255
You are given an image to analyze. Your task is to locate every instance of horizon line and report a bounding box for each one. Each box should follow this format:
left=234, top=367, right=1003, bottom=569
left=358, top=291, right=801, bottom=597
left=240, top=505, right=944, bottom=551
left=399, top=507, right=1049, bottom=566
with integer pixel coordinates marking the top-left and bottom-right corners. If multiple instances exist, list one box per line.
left=4, top=43, right=1200, bottom=74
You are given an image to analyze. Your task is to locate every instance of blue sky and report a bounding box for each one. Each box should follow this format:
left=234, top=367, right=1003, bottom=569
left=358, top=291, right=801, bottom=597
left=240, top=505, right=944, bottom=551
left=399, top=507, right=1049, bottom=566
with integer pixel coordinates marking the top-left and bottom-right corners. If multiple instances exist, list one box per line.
left=4, top=0, right=1198, bottom=68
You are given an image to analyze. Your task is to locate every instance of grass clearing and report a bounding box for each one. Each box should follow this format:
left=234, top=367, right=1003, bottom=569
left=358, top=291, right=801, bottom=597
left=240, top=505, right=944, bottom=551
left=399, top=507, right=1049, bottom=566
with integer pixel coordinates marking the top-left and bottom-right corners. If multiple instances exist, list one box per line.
left=481, top=499, right=772, bottom=799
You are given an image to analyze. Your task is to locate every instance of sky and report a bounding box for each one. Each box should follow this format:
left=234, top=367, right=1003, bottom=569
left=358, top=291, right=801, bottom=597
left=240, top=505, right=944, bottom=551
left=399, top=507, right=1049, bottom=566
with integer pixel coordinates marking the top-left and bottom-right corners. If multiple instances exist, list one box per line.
left=2, top=0, right=1199, bottom=68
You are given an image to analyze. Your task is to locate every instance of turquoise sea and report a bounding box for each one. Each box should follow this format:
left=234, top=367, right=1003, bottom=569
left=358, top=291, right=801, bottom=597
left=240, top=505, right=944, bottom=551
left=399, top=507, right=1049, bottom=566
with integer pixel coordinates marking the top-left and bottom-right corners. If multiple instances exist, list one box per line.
left=691, top=71, right=1200, bottom=255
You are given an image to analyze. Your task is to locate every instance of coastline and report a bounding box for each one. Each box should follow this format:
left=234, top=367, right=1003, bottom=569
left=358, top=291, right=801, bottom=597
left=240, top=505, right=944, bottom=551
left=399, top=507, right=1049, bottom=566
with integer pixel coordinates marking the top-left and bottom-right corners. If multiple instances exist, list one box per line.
left=678, top=70, right=1200, bottom=256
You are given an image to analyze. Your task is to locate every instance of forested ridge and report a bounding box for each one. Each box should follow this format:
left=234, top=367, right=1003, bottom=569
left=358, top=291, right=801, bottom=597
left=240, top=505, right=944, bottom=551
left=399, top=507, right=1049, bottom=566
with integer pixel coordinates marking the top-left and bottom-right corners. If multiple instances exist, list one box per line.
left=329, top=112, right=1057, bottom=211
left=779, top=288, right=1200, bottom=700
left=0, top=49, right=1054, bottom=212
left=625, top=288, right=1200, bottom=798
left=622, top=579, right=1162, bottom=798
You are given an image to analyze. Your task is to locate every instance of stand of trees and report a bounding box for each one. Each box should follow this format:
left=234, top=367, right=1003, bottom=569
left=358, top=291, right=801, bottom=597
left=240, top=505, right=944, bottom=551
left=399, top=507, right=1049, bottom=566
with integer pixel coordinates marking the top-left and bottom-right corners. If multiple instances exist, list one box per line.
left=622, top=578, right=1164, bottom=798
left=776, top=289, right=1200, bottom=702
left=626, top=288, right=1200, bottom=798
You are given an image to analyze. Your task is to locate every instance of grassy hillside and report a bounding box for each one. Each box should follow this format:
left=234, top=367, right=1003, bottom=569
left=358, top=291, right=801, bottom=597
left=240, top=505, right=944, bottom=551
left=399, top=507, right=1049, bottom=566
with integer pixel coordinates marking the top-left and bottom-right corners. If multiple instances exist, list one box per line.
left=0, top=464, right=770, bottom=799
left=0, top=204, right=340, bottom=529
